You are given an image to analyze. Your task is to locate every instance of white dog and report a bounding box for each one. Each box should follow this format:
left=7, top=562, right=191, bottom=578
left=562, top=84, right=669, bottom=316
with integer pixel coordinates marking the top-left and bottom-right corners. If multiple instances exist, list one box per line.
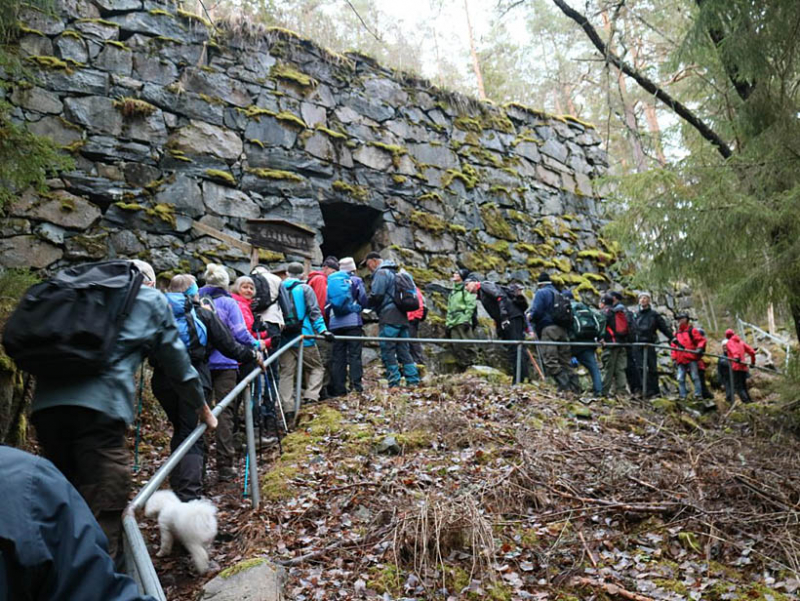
left=144, top=490, right=218, bottom=573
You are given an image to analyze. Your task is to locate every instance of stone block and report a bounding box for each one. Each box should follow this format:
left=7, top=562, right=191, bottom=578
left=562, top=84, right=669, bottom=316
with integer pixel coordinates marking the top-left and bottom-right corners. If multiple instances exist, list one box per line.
left=10, top=86, right=62, bottom=114
left=94, top=44, right=133, bottom=76
left=55, top=34, right=89, bottom=64
left=19, top=6, right=64, bottom=35
left=41, top=68, right=109, bottom=95
left=168, top=120, right=243, bottom=162
left=64, top=96, right=123, bottom=136
left=0, top=235, right=63, bottom=268
left=180, top=67, right=252, bottom=108
left=244, top=116, right=297, bottom=149
left=203, top=181, right=260, bottom=219
left=407, top=143, right=459, bottom=170
left=11, top=189, right=102, bottom=230
left=200, top=558, right=285, bottom=601
left=157, top=174, right=204, bottom=217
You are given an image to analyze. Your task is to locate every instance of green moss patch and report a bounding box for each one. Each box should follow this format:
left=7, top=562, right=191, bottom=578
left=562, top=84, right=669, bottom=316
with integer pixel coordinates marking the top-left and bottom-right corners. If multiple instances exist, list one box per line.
left=247, top=168, right=304, bottom=182
left=176, top=8, right=212, bottom=28
left=113, top=97, right=157, bottom=118
left=480, top=203, right=514, bottom=241
left=204, top=169, right=236, bottom=185
left=270, top=63, right=317, bottom=88
left=410, top=210, right=446, bottom=234
left=219, top=557, right=267, bottom=579
left=442, top=164, right=479, bottom=190
left=332, top=180, right=368, bottom=201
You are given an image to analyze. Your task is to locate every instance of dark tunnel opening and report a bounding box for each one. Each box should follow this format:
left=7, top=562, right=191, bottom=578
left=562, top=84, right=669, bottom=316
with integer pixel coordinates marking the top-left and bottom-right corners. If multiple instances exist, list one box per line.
left=319, top=202, right=384, bottom=260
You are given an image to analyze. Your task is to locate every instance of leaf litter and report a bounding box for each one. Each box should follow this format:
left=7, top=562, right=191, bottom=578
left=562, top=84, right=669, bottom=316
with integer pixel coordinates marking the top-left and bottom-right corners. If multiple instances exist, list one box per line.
left=131, top=369, right=800, bottom=600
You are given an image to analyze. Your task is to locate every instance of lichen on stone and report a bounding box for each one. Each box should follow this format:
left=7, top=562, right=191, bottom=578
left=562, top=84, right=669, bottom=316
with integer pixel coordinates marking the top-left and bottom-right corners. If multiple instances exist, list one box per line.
left=332, top=180, right=368, bottom=201
left=104, top=39, right=129, bottom=50
left=315, top=126, right=347, bottom=140
left=148, top=8, right=173, bottom=17
left=275, top=110, right=306, bottom=128
left=204, top=169, right=236, bottom=185
left=442, top=164, right=479, bottom=190
left=247, top=168, right=304, bottom=182
left=113, top=97, right=157, bottom=118
left=454, top=116, right=482, bottom=133
left=168, top=149, right=193, bottom=162
left=410, top=210, right=446, bottom=234
left=270, top=62, right=317, bottom=88
left=417, top=191, right=442, bottom=203
left=176, top=8, right=212, bottom=28
left=479, top=203, right=514, bottom=241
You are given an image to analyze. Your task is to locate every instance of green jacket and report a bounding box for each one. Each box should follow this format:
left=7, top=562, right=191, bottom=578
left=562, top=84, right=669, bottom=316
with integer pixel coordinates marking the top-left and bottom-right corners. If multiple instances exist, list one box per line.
left=445, top=283, right=477, bottom=329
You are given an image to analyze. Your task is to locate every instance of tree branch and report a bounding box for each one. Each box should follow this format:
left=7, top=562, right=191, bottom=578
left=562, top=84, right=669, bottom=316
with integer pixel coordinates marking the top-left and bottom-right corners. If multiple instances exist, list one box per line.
left=550, top=0, right=733, bottom=160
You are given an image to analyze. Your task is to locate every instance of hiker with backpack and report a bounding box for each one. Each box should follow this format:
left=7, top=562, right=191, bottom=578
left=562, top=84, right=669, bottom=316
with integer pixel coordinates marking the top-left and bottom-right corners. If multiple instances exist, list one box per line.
left=610, top=291, right=642, bottom=395
left=465, top=275, right=530, bottom=383
left=407, top=288, right=428, bottom=366
left=528, top=273, right=577, bottom=392
left=307, top=256, right=340, bottom=399
left=327, top=257, right=368, bottom=397
left=4, top=260, right=217, bottom=566
left=153, top=274, right=262, bottom=501
left=251, top=265, right=285, bottom=345
left=723, top=328, right=756, bottom=403
left=632, top=292, right=676, bottom=398
left=599, top=294, right=629, bottom=398
left=277, top=262, right=335, bottom=426
left=363, top=251, right=421, bottom=388
left=446, top=269, right=479, bottom=371
left=567, top=289, right=605, bottom=397
left=199, top=264, right=267, bottom=482
left=671, top=313, right=707, bottom=400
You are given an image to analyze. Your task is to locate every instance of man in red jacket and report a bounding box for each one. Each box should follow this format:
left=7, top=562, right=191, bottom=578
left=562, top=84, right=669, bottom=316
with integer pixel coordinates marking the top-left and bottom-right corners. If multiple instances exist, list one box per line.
left=724, top=328, right=756, bottom=403
left=406, top=288, right=427, bottom=365
left=671, top=313, right=707, bottom=400
left=306, top=256, right=339, bottom=399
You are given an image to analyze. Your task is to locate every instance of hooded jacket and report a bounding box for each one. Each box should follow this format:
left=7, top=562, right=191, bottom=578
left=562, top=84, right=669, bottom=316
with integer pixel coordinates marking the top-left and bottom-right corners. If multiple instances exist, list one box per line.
left=446, top=282, right=477, bottom=329
left=671, top=322, right=707, bottom=364
left=306, top=270, right=328, bottom=313
left=634, top=307, right=674, bottom=343
left=232, top=293, right=270, bottom=342
left=725, top=334, right=756, bottom=372
left=198, top=286, right=258, bottom=370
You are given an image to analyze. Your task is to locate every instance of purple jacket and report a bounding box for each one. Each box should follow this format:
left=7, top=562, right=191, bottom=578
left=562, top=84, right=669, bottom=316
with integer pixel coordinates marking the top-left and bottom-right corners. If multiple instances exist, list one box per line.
left=199, top=286, right=258, bottom=370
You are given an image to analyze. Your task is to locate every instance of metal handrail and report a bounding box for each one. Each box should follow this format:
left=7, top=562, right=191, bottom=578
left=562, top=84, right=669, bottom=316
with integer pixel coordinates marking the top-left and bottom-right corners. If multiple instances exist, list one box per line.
left=123, top=335, right=302, bottom=600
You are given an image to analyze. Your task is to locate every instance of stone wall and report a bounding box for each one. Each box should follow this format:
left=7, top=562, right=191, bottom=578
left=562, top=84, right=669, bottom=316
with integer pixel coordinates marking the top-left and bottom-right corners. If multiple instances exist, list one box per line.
left=3, top=0, right=616, bottom=321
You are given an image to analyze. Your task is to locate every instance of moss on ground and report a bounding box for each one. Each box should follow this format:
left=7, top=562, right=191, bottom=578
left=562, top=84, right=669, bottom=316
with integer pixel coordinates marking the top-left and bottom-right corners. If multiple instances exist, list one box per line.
left=219, top=557, right=267, bottom=579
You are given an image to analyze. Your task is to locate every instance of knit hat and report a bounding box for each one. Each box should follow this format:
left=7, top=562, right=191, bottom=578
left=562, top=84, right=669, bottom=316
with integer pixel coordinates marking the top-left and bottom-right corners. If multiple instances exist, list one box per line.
left=458, top=268, right=471, bottom=282
left=675, top=312, right=690, bottom=320
left=610, top=290, right=623, bottom=301
left=725, top=328, right=735, bottom=339
left=538, top=272, right=551, bottom=283
left=638, top=291, right=652, bottom=300
left=601, top=294, right=615, bottom=306
left=339, top=257, right=357, bottom=272
left=464, top=272, right=482, bottom=283
left=287, top=262, right=305, bottom=276
left=323, top=256, right=340, bottom=270
left=203, top=263, right=229, bottom=288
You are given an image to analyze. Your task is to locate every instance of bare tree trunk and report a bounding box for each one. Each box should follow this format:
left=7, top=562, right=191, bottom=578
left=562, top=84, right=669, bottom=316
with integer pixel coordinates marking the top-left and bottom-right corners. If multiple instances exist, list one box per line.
left=617, top=70, right=647, bottom=172
left=463, top=0, right=486, bottom=100
left=644, top=99, right=667, bottom=166
left=768, top=303, right=776, bottom=335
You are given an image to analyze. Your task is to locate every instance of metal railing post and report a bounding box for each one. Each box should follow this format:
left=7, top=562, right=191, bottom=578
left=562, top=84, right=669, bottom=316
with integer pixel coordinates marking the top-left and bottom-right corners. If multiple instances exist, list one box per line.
left=243, top=382, right=260, bottom=510
left=642, top=345, right=648, bottom=399
left=515, top=342, right=522, bottom=385
left=294, top=341, right=304, bottom=415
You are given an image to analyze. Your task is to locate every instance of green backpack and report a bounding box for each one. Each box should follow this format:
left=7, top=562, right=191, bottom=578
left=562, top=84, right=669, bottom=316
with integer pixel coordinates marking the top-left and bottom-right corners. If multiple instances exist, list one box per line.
left=570, top=301, right=606, bottom=341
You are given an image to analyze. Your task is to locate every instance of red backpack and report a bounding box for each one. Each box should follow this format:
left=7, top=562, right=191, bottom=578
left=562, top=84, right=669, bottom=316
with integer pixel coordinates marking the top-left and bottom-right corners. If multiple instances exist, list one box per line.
left=614, top=310, right=629, bottom=337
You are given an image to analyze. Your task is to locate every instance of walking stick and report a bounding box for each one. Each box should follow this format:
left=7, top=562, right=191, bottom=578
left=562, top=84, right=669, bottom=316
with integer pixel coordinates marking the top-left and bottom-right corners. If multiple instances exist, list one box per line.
left=525, top=347, right=546, bottom=381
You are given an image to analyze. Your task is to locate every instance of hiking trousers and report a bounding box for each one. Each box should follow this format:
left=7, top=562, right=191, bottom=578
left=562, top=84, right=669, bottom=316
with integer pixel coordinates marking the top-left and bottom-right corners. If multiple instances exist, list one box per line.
left=211, top=369, right=238, bottom=470
left=625, top=347, right=642, bottom=394
left=33, top=406, right=130, bottom=562
left=330, top=326, right=364, bottom=396
left=633, top=345, right=660, bottom=397
left=540, top=324, right=573, bottom=388
left=152, top=369, right=205, bottom=501
left=601, top=346, right=627, bottom=396
left=278, top=343, right=324, bottom=413
left=677, top=361, right=702, bottom=399
left=379, top=323, right=420, bottom=387
left=573, top=346, right=602, bottom=396
left=448, top=323, right=477, bottom=371
left=408, top=319, right=426, bottom=365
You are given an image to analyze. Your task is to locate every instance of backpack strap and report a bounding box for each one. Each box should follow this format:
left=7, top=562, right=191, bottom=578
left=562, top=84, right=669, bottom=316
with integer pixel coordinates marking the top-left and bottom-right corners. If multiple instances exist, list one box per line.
left=118, top=271, right=144, bottom=327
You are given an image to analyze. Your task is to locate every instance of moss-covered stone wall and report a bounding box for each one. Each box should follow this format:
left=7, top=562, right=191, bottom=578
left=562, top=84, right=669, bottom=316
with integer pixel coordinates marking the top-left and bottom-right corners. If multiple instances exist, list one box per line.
left=2, top=0, right=614, bottom=300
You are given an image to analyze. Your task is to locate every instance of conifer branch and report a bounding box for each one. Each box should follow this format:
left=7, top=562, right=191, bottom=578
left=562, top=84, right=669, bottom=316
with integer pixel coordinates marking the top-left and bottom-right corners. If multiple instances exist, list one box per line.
left=550, top=0, right=733, bottom=160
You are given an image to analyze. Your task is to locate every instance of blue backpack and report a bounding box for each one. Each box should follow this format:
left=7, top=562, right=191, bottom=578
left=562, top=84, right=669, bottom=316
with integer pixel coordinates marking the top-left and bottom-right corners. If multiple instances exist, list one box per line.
left=166, top=293, right=208, bottom=363
left=327, top=271, right=362, bottom=317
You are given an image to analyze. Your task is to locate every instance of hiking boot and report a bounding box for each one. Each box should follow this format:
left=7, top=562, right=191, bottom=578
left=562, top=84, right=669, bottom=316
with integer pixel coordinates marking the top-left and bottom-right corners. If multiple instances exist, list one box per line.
left=284, top=411, right=296, bottom=431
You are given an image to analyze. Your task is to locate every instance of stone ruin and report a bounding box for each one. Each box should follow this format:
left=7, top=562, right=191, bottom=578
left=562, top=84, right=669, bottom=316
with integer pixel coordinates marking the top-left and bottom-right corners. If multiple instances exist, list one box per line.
left=3, top=0, right=619, bottom=326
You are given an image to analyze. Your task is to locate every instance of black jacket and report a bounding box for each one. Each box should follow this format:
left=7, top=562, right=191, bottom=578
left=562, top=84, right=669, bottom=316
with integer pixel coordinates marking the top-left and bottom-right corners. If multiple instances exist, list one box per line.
left=195, top=305, right=258, bottom=389
left=0, top=446, right=155, bottom=601
left=476, top=281, right=524, bottom=327
left=634, top=307, right=674, bottom=343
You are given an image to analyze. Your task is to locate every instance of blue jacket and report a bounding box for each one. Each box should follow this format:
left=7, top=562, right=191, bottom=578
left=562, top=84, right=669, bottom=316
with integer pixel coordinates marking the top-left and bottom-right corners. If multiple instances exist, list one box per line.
left=0, top=446, right=156, bottom=601
left=283, top=278, right=327, bottom=347
left=529, top=283, right=559, bottom=336
left=329, top=273, right=368, bottom=330
left=33, top=286, right=205, bottom=425
left=368, top=260, right=408, bottom=326
left=198, top=286, right=258, bottom=370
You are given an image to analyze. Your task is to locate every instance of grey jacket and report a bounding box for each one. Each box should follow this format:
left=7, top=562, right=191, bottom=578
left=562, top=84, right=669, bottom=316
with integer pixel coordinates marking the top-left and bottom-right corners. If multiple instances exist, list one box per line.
left=33, top=286, right=205, bottom=425
left=368, top=260, right=408, bottom=326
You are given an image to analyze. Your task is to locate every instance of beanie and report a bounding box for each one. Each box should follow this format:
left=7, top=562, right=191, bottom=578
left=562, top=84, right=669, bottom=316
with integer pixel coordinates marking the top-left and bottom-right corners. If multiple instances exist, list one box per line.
left=458, top=268, right=471, bottom=282
left=203, top=263, right=229, bottom=288
left=287, top=262, right=305, bottom=276
left=323, top=256, right=339, bottom=270
left=725, top=328, right=735, bottom=339
left=538, top=272, right=551, bottom=283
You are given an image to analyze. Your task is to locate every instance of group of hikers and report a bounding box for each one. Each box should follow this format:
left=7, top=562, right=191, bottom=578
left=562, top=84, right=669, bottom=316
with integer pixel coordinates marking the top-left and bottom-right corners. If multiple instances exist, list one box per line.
left=1, top=252, right=761, bottom=597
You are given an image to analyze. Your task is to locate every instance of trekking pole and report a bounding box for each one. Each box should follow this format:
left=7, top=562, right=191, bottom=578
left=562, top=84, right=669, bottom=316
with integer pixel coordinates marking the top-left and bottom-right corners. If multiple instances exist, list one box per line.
left=525, top=347, right=546, bottom=381
left=133, top=364, right=145, bottom=473
left=642, top=345, right=649, bottom=400
left=267, top=351, right=288, bottom=433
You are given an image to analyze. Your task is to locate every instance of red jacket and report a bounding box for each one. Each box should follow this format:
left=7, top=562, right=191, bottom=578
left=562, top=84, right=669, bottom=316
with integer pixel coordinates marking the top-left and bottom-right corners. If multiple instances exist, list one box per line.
left=307, top=271, right=327, bottom=312
left=232, top=293, right=270, bottom=344
left=726, top=334, right=756, bottom=371
left=407, top=289, right=426, bottom=322
left=671, top=323, right=706, bottom=365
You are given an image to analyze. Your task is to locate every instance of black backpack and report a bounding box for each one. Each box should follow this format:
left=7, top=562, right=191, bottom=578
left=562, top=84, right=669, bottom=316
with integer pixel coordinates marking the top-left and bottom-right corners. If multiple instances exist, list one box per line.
left=3, top=260, right=144, bottom=378
left=391, top=270, right=420, bottom=313
left=550, top=288, right=573, bottom=328
left=250, top=272, right=276, bottom=313
left=279, top=281, right=303, bottom=336
left=501, top=284, right=529, bottom=313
